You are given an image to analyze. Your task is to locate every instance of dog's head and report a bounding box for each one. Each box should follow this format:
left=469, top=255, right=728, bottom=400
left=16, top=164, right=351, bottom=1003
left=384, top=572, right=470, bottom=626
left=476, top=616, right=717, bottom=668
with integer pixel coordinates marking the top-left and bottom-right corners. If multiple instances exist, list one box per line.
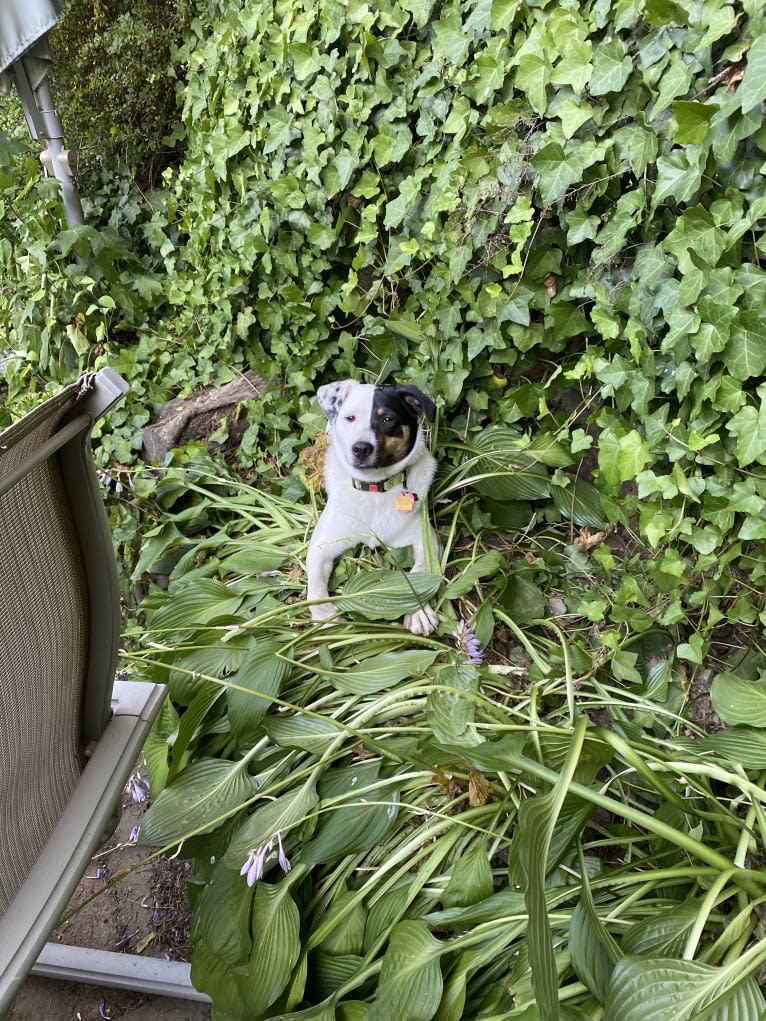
left=317, top=380, right=436, bottom=471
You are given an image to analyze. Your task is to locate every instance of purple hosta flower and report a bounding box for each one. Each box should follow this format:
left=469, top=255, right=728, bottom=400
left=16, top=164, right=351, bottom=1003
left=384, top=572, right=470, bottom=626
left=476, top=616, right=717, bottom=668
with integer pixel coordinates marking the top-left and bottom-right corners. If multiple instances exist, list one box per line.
left=277, top=832, right=292, bottom=875
left=98, top=1000, right=112, bottom=1019
left=126, top=773, right=150, bottom=804
left=128, top=824, right=140, bottom=844
left=455, top=619, right=483, bottom=666
left=240, top=833, right=291, bottom=887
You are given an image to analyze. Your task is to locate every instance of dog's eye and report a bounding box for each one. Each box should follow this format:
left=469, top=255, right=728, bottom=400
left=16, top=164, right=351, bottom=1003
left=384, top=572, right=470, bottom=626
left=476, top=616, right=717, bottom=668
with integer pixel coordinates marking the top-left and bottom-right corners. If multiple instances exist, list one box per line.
left=382, top=415, right=395, bottom=424
left=345, top=414, right=356, bottom=422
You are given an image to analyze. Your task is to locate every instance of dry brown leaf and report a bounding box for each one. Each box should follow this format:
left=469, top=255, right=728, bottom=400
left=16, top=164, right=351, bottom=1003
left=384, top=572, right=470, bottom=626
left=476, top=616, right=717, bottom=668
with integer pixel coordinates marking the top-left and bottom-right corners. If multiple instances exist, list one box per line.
left=574, top=525, right=611, bottom=554
left=468, top=768, right=492, bottom=807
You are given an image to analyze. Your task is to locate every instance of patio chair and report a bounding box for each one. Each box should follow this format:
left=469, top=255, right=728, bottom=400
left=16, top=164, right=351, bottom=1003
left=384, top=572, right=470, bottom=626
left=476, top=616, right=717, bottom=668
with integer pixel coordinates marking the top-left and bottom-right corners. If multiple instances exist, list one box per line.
left=0, top=369, right=204, bottom=1014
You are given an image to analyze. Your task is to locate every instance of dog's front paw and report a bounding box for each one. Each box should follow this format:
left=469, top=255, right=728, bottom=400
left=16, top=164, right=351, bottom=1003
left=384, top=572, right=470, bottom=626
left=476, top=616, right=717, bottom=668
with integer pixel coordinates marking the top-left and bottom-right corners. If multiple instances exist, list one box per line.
left=403, top=604, right=438, bottom=636
left=310, top=601, right=340, bottom=624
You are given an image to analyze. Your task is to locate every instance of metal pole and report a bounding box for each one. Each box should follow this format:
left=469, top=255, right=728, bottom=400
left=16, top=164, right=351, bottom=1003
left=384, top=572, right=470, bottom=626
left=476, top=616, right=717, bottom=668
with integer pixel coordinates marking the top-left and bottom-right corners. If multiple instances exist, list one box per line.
left=11, top=52, right=84, bottom=227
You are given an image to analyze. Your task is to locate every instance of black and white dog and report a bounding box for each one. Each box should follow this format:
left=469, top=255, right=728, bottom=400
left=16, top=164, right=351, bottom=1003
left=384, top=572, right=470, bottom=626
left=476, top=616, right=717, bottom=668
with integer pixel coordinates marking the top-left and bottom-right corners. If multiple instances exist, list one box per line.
left=306, top=380, right=439, bottom=635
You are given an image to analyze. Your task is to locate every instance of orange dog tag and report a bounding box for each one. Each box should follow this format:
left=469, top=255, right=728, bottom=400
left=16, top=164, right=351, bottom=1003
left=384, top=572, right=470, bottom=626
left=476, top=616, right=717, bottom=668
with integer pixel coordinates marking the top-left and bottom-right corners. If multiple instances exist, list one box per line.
left=395, top=492, right=416, bottom=512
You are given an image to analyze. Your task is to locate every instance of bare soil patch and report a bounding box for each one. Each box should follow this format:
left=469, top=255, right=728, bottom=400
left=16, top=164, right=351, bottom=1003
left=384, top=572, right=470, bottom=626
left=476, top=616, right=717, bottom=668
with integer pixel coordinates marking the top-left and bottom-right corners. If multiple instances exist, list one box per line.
left=9, top=774, right=210, bottom=1021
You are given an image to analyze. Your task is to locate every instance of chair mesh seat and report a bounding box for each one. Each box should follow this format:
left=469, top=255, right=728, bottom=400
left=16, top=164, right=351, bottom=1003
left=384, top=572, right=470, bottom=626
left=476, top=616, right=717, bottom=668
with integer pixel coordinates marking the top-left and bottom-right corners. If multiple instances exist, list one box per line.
left=0, top=397, right=86, bottom=912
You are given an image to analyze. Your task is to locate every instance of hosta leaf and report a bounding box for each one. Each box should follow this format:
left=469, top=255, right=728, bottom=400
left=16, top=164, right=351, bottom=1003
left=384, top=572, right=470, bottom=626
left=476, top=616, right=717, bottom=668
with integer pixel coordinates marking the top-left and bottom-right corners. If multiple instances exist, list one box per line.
left=335, top=570, right=442, bottom=619
left=234, top=882, right=301, bottom=1014
left=569, top=901, right=613, bottom=1005
left=427, top=664, right=480, bottom=744
left=425, top=889, right=527, bottom=929
left=621, top=903, right=699, bottom=958
left=604, top=957, right=765, bottom=1021
left=310, top=952, right=365, bottom=1001
left=710, top=672, right=766, bottom=727
left=302, top=764, right=400, bottom=865
left=550, top=478, right=605, bottom=527
left=470, top=426, right=551, bottom=501
left=517, top=719, right=588, bottom=1021
left=673, top=727, right=766, bottom=769
left=149, top=578, right=244, bottom=633
left=227, top=637, right=294, bottom=739
left=330, top=649, right=439, bottom=695
left=193, top=860, right=253, bottom=965
left=444, top=550, right=505, bottom=599
left=140, top=758, right=258, bottom=845
left=367, top=921, right=444, bottom=1021
left=225, top=783, right=319, bottom=866
left=143, top=697, right=180, bottom=797
left=264, top=713, right=341, bottom=751
left=441, top=842, right=493, bottom=909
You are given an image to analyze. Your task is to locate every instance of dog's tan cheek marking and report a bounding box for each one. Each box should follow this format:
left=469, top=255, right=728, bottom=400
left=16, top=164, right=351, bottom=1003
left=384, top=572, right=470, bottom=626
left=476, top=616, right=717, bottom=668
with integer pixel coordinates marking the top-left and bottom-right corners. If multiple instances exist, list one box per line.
left=380, top=424, right=411, bottom=463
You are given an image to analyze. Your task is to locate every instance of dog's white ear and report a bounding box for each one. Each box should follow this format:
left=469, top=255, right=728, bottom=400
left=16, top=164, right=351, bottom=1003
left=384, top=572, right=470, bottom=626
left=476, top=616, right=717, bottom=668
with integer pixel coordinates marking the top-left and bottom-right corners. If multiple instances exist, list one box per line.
left=317, top=380, right=354, bottom=422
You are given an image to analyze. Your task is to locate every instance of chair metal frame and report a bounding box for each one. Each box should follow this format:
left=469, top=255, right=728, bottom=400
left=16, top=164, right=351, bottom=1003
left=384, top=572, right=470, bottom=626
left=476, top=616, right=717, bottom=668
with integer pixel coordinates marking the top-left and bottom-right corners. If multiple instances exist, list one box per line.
left=0, top=369, right=208, bottom=1014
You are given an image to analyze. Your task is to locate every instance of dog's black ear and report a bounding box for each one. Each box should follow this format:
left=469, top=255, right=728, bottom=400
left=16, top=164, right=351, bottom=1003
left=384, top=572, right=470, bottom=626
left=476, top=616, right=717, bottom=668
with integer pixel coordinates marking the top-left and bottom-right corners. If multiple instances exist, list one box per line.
left=317, top=380, right=353, bottom=422
left=398, top=385, right=436, bottom=422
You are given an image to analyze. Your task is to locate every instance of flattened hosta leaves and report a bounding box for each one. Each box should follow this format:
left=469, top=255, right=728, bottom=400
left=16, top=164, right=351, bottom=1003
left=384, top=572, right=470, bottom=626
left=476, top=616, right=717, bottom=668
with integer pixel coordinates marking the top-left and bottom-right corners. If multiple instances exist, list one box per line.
left=224, top=783, right=319, bottom=867
left=234, top=882, right=301, bottom=1015
left=621, top=902, right=699, bottom=958
left=710, top=672, right=766, bottom=727
left=149, top=578, right=245, bottom=633
left=330, top=649, right=440, bottom=695
left=674, top=727, right=766, bottom=769
left=226, top=637, right=294, bottom=740
left=569, top=901, right=613, bottom=1005
left=367, top=921, right=444, bottom=1021
left=550, top=477, right=605, bottom=528
left=140, top=758, right=258, bottom=845
left=427, top=664, right=480, bottom=744
left=335, top=570, right=442, bottom=620
left=301, top=760, right=400, bottom=865
left=264, top=713, right=340, bottom=752
left=604, top=957, right=765, bottom=1021
left=441, top=841, right=494, bottom=909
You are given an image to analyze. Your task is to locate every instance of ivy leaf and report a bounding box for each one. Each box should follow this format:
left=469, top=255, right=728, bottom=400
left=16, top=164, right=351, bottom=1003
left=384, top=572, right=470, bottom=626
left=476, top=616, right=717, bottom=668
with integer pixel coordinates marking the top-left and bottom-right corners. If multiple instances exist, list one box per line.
left=724, top=322, right=766, bottom=381
left=727, top=405, right=766, bottom=466
left=589, top=40, right=632, bottom=96
left=672, top=100, right=719, bottom=145
left=532, top=143, right=581, bottom=203
left=515, top=53, right=550, bottom=115
left=598, top=429, right=651, bottom=485
left=739, top=34, right=766, bottom=115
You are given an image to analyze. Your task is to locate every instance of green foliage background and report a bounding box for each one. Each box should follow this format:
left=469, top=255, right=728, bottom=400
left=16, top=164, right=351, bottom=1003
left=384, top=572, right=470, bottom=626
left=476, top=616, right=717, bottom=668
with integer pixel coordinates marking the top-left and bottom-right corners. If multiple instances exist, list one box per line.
left=4, top=0, right=766, bottom=1017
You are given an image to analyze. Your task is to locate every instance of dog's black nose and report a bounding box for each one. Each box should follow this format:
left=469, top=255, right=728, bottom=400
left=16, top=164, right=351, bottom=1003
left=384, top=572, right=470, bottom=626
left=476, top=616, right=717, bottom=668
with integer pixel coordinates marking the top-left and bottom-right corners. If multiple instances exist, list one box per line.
left=352, top=441, right=374, bottom=461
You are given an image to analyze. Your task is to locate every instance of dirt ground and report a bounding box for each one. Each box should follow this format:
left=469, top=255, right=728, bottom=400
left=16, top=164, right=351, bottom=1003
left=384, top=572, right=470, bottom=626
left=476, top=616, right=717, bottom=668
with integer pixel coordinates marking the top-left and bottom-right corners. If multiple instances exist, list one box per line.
left=9, top=770, right=211, bottom=1021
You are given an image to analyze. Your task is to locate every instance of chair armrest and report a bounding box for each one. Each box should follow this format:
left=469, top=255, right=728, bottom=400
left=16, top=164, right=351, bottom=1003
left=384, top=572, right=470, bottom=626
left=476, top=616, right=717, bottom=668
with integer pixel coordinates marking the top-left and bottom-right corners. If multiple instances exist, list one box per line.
left=0, top=682, right=167, bottom=1016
